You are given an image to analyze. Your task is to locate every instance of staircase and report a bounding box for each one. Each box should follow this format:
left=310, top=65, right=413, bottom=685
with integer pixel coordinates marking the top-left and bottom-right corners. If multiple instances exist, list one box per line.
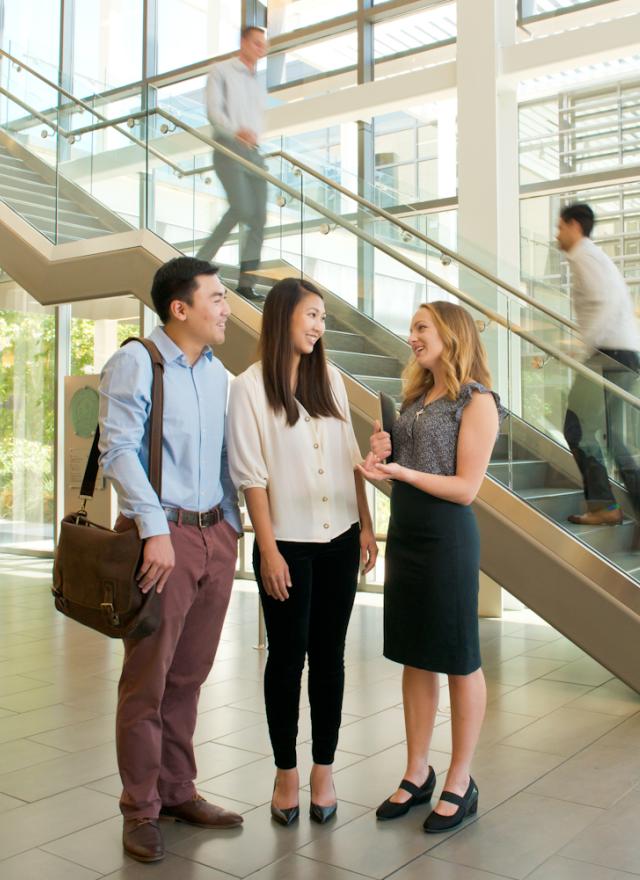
left=1, top=106, right=639, bottom=693
left=220, top=260, right=407, bottom=400
left=0, top=133, right=129, bottom=243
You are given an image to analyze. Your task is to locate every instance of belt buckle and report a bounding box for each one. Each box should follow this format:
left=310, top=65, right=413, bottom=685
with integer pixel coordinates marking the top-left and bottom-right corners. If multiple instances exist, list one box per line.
left=198, top=510, right=207, bottom=528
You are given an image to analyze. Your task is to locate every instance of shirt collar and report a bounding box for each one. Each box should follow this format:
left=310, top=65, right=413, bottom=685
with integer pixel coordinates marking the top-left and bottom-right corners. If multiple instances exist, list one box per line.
left=231, top=55, right=256, bottom=77
left=149, top=326, right=213, bottom=366
left=566, top=236, right=591, bottom=262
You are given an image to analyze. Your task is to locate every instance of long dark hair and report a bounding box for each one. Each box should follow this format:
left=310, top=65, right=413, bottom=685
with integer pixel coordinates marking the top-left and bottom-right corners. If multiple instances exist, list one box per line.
left=259, top=277, right=344, bottom=427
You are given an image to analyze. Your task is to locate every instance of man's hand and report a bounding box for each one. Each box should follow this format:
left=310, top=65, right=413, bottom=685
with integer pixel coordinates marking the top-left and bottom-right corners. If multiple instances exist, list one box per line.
left=137, top=534, right=175, bottom=594
left=236, top=127, right=257, bottom=147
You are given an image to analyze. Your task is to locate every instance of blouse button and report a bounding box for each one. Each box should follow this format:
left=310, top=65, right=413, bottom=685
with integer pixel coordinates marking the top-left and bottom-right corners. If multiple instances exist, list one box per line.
left=323, top=523, right=330, bottom=529
left=322, top=496, right=328, bottom=502
left=318, top=468, right=324, bottom=475
left=313, top=443, right=319, bottom=449
left=305, top=416, right=311, bottom=422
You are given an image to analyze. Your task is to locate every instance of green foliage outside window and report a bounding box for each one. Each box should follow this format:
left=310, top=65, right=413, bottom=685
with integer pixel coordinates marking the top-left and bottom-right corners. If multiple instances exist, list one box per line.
left=0, top=311, right=137, bottom=528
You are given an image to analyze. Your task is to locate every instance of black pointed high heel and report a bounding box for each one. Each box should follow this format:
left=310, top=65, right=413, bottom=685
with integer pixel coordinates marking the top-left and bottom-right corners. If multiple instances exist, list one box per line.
left=310, top=801, right=337, bottom=824
left=376, top=766, right=436, bottom=821
left=423, top=776, right=478, bottom=833
left=309, top=777, right=337, bottom=824
left=270, top=780, right=299, bottom=826
left=310, top=790, right=337, bottom=824
left=271, top=802, right=300, bottom=826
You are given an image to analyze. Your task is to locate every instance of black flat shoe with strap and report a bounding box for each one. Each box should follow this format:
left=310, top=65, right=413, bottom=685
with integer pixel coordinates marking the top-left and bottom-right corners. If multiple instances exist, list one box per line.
left=423, top=777, right=478, bottom=833
left=376, top=766, right=436, bottom=821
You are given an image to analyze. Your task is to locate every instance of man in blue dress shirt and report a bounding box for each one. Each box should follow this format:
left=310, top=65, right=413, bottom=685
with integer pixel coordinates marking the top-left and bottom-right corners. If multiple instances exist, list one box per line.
left=99, top=257, right=243, bottom=863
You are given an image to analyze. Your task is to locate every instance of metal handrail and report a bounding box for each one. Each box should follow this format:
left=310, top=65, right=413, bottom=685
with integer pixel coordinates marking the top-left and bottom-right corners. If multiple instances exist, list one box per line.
left=0, top=86, right=60, bottom=133
left=0, top=48, right=583, bottom=334
left=0, top=48, right=184, bottom=175
left=2, top=54, right=639, bottom=409
left=151, top=113, right=640, bottom=412
left=266, top=148, right=582, bottom=335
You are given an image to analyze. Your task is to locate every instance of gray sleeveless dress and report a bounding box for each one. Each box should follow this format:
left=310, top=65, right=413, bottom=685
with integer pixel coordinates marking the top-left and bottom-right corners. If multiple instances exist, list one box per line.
left=384, top=382, right=506, bottom=675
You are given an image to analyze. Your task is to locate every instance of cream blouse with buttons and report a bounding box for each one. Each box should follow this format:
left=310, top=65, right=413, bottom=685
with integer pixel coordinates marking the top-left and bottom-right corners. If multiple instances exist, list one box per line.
left=227, top=362, right=362, bottom=542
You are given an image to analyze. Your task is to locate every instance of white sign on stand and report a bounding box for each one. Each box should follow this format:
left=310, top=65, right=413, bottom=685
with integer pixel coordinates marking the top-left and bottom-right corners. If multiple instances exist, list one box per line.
left=64, top=375, right=114, bottom=528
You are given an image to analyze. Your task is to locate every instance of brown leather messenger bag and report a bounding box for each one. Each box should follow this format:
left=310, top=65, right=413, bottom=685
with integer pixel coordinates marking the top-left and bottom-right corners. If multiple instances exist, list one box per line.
left=52, top=337, right=164, bottom=639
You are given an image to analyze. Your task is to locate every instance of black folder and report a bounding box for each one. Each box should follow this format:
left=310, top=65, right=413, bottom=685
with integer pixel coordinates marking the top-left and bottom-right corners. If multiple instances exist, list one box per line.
left=378, top=391, right=398, bottom=462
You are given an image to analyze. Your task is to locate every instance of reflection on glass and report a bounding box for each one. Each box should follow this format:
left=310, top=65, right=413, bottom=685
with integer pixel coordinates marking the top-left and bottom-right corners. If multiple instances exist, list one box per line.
left=0, top=284, right=55, bottom=552
left=267, top=30, right=357, bottom=88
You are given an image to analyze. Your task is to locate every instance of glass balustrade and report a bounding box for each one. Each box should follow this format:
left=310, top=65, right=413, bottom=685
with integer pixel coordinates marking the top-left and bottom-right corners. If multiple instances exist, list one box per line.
left=1, top=63, right=640, bottom=583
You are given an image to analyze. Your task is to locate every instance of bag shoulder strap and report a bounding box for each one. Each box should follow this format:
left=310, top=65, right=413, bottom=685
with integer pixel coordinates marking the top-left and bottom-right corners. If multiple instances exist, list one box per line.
left=80, top=336, right=165, bottom=501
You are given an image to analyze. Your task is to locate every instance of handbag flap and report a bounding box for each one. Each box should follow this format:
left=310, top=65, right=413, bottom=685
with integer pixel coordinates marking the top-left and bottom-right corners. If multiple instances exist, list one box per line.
left=55, top=517, right=144, bottom=615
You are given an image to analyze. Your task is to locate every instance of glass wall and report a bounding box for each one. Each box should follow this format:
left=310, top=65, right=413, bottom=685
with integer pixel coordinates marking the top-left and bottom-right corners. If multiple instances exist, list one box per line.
left=519, top=76, right=640, bottom=313
left=374, top=100, right=456, bottom=205
left=71, top=0, right=143, bottom=93
left=267, top=30, right=358, bottom=89
left=267, top=0, right=357, bottom=35
left=156, top=0, right=241, bottom=75
left=374, top=2, right=456, bottom=62
left=0, top=0, right=61, bottom=133
left=0, top=0, right=60, bottom=76
left=71, top=297, right=140, bottom=375
left=521, top=181, right=640, bottom=311
left=518, top=0, right=619, bottom=22
left=520, top=81, right=640, bottom=186
left=0, top=282, right=55, bottom=553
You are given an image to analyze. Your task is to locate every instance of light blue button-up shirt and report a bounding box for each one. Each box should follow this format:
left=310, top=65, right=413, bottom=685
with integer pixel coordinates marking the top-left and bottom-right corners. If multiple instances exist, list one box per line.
left=98, top=326, right=241, bottom=539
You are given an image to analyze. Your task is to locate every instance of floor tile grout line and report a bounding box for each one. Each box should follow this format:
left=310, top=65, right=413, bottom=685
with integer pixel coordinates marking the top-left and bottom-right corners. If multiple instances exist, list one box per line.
left=386, top=844, right=515, bottom=880
left=295, top=849, right=379, bottom=879
left=408, top=706, right=640, bottom=875
left=547, top=851, right=640, bottom=878
left=33, top=843, right=110, bottom=877
left=515, top=705, right=640, bottom=795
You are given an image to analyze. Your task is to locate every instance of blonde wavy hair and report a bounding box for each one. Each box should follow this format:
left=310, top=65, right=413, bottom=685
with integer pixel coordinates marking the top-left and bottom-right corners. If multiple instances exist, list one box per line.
left=401, top=301, right=492, bottom=411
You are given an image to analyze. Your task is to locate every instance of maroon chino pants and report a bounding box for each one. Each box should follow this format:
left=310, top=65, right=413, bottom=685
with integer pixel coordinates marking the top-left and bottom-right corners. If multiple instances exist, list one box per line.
left=115, top=516, right=238, bottom=819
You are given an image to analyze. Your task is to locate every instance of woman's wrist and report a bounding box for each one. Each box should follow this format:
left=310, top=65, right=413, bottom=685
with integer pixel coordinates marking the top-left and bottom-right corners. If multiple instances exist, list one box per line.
left=258, top=538, right=279, bottom=557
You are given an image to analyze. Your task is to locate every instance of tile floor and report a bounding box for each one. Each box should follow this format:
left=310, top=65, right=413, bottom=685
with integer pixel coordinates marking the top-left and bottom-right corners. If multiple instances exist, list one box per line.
left=1, top=554, right=640, bottom=879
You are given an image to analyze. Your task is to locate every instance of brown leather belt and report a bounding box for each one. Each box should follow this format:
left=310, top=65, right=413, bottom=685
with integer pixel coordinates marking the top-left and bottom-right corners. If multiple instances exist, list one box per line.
left=163, top=505, right=224, bottom=527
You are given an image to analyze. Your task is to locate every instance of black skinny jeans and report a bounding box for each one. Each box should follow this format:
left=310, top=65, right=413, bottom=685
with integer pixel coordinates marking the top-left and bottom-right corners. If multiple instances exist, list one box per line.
left=253, top=523, right=360, bottom=770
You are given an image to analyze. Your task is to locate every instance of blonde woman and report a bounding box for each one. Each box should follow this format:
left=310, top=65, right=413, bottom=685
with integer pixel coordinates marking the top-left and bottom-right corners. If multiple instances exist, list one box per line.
left=359, top=301, right=506, bottom=833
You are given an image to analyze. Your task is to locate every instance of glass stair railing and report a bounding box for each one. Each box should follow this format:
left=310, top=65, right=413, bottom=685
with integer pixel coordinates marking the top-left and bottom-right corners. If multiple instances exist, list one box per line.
left=264, top=133, right=576, bottom=324
left=2, top=48, right=640, bottom=592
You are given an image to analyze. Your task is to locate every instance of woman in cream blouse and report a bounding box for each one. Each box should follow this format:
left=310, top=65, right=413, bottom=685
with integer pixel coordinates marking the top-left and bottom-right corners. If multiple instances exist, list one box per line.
left=227, top=277, right=377, bottom=826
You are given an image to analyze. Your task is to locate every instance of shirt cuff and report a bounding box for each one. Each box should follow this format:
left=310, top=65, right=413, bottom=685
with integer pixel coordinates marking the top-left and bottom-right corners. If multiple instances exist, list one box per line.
left=222, top=502, right=243, bottom=536
left=135, top=509, right=170, bottom=539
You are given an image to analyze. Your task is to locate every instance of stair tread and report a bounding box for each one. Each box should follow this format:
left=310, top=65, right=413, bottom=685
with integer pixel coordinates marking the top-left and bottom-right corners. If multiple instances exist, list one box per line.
left=521, top=487, right=584, bottom=499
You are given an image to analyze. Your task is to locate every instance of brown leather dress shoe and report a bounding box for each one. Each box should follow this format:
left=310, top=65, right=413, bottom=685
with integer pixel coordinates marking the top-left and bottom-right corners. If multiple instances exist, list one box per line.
left=123, top=818, right=164, bottom=863
left=568, top=508, right=623, bottom=526
left=160, top=793, right=243, bottom=828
